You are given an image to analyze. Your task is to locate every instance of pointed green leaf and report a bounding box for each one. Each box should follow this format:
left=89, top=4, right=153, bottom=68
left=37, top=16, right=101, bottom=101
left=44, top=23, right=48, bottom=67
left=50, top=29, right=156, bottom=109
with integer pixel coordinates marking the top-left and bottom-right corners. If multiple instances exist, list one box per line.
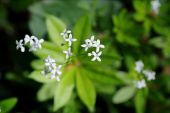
left=134, top=89, right=148, bottom=113
left=73, top=15, right=91, bottom=54
left=29, top=70, right=55, bottom=83
left=33, top=48, right=65, bottom=63
left=76, top=68, right=96, bottom=112
left=113, top=85, right=136, bottom=104
left=0, top=98, right=17, bottom=113
left=31, top=60, right=44, bottom=70
left=37, top=82, right=57, bottom=102
left=53, top=67, right=76, bottom=111
left=42, top=41, right=62, bottom=52
left=46, top=15, right=67, bottom=49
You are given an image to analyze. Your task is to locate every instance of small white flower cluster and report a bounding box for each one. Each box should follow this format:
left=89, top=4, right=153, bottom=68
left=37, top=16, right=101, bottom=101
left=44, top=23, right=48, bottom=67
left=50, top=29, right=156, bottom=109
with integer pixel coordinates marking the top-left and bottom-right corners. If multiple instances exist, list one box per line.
left=16, top=35, right=44, bottom=52
left=134, top=60, right=156, bottom=89
left=151, top=0, right=160, bottom=14
left=81, top=36, right=105, bottom=62
left=41, top=56, right=62, bottom=81
left=60, top=29, right=77, bottom=59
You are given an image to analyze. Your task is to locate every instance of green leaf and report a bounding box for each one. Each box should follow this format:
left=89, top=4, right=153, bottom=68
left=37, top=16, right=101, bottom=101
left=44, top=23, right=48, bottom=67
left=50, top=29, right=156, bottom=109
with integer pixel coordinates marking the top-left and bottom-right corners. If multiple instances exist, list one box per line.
left=53, top=67, right=76, bottom=111
left=73, top=15, right=91, bottom=54
left=76, top=68, right=96, bottom=112
left=42, top=41, right=62, bottom=52
left=46, top=15, right=67, bottom=49
left=133, top=0, right=150, bottom=21
left=0, top=98, right=17, bottom=113
left=33, top=48, right=65, bottom=63
left=149, top=37, right=165, bottom=48
left=29, top=70, right=55, bottom=83
left=83, top=67, right=122, bottom=85
left=31, top=60, right=44, bottom=70
left=29, top=14, right=46, bottom=38
left=112, top=85, right=136, bottom=104
left=37, top=82, right=57, bottom=102
left=134, top=89, right=148, bottom=113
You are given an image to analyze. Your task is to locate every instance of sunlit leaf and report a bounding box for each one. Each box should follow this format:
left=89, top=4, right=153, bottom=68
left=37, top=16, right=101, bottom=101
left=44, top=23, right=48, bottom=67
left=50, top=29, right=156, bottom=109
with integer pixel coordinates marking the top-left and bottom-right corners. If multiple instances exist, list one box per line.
left=53, top=67, right=76, bottom=111
left=37, top=82, right=57, bottom=102
left=31, top=60, right=44, bottom=70
left=134, top=88, right=148, bottom=113
left=46, top=15, right=67, bottom=49
left=76, top=68, right=96, bottom=112
left=113, top=85, right=136, bottom=104
left=0, top=98, right=17, bottom=113
left=29, top=70, right=55, bottom=83
left=33, top=48, right=65, bottom=63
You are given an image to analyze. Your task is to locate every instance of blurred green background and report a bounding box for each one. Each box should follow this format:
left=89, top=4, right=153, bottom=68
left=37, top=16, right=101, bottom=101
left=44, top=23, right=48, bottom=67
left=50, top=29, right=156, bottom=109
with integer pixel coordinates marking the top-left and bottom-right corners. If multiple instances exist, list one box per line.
left=1, top=0, right=170, bottom=113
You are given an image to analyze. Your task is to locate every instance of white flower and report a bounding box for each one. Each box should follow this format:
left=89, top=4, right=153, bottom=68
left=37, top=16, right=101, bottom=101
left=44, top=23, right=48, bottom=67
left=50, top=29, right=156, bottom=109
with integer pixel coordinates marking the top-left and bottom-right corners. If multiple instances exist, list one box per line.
left=151, top=0, right=160, bottom=14
left=60, top=29, right=71, bottom=39
left=135, top=60, right=144, bottom=73
left=44, top=56, right=56, bottom=70
left=24, top=34, right=31, bottom=44
left=65, top=34, right=77, bottom=46
left=16, top=40, right=25, bottom=52
left=24, top=35, right=37, bottom=45
left=81, top=41, right=92, bottom=51
left=63, top=47, right=72, bottom=59
left=135, top=79, right=146, bottom=89
left=41, top=67, right=50, bottom=78
left=87, top=36, right=96, bottom=46
left=89, top=51, right=102, bottom=62
left=51, top=65, right=62, bottom=81
left=81, top=36, right=96, bottom=51
left=143, top=70, right=156, bottom=81
left=93, top=39, right=105, bottom=52
left=29, top=38, right=44, bottom=51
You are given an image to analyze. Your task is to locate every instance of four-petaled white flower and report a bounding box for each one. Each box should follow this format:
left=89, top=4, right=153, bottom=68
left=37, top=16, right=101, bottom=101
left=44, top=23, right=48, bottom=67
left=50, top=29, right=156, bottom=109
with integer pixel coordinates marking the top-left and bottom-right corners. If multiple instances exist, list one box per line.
left=29, top=37, right=44, bottom=52
left=89, top=51, right=102, bottom=62
left=60, top=29, right=71, bottom=39
left=65, top=34, right=77, bottom=46
left=51, top=65, right=62, bottom=81
left=143, top=70, right=156, bottom=81
left=93, top=39, right=105, bottom=52
left=151, top=0, right=160, bottom=14
left=63, top=47, right=72, bottom=59
left=81, top=41, right=92, bottom=51
left=135, top=79, right=146, bottom=89
left=16, top=40, right=25, bottom=52
left=44, top=55, right=56, bottom=70
left=81, top=36, right=96, bottom=51
left=135, top=60, right=144, bottom=73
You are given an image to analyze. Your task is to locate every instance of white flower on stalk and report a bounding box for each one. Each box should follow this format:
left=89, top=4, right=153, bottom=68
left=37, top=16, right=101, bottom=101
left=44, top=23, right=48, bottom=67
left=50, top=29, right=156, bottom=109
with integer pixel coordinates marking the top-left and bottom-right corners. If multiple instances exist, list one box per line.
left=151, top=0, right=160, bottom=14
left=51, top=65, right=62, bottom=81
left=135, top=79, right=146, bottom=89
left=63, top=47, right=72, bottom=59
left=93, top=39, right=105, bottom=52
left=135, top=60, right=144, bottom=73
left=60, top=29, right=71, bottom=39
left=65, top=34, right=77, bottom=46
left=143, top=70, right=156, bottom=81
left=89, top=51, right=102, bottom=62
left=81, top=36, right=95, bottom=51
left=16, top=40, right=25, bottom=52
left=29, top=38, right=44, bottom=52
